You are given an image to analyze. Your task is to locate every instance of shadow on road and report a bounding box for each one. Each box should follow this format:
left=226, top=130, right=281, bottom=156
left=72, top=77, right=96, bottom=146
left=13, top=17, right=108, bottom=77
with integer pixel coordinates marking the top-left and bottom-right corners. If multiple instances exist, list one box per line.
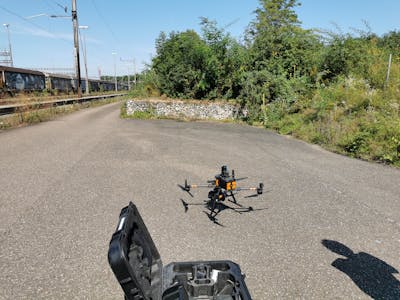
left=322, top=239, right=400, bottom=299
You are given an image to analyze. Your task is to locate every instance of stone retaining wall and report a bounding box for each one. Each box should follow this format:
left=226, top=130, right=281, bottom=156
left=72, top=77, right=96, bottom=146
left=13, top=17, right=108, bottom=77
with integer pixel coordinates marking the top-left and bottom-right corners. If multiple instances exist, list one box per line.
left=126, top=100, right=247, bottom=120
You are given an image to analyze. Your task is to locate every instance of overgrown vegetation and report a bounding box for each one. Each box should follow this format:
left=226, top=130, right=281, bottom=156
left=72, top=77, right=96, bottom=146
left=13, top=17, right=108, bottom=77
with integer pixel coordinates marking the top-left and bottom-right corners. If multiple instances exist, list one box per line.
left=131, top=0, right=400, bottom=166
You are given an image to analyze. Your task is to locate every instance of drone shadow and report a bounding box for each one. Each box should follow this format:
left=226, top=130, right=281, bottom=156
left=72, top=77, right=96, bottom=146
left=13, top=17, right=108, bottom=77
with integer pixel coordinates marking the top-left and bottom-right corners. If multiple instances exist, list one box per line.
left=181, top=198, right=267, bottom=226
left=322, top=239, right=400, bottom=299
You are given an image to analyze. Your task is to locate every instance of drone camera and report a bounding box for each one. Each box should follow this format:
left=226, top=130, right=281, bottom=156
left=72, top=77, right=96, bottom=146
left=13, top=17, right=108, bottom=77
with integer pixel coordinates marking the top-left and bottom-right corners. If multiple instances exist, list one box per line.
left=221, top=165, right=229, bottom=177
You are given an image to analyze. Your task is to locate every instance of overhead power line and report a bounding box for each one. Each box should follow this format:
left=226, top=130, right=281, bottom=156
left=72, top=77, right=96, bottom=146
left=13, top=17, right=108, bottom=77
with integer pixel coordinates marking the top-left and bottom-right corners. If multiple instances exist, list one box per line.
left=43, top=0, right=68, bottom=13
left=0, top=5, right=72, bottom=45
left=90, top=0, right=119, bottom=43
left=52, top=0, right=68, bottom=13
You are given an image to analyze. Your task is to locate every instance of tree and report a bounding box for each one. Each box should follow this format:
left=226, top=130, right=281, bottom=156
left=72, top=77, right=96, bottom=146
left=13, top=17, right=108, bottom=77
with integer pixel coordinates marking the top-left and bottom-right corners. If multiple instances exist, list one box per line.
left=378, top=30, right=400, bottom=55
left=152, top=30, right=214, bottom=98
left=151, top=19, right=249, bottom=99
left=247, top=0, right=321, bottom=77
left=199, top=17, right=249, bottom=98
left=239, top=0, right=321, bottom=121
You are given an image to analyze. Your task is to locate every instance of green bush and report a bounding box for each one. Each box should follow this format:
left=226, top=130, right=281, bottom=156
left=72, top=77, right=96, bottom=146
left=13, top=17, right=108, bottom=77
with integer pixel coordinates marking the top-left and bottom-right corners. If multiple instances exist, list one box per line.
left=139, top=0, right=400, bottom=166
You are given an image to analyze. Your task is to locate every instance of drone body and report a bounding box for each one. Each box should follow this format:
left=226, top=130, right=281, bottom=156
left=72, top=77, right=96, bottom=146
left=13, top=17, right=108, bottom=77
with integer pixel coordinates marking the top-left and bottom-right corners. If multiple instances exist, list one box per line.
left=180, top=166, right=264, bottom=222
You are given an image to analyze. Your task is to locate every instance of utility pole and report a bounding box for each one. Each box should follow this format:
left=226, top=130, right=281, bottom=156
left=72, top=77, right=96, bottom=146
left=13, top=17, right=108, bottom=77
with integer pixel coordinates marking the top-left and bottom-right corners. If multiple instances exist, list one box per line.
left=133, top=59, right=137, bottom=86
left=3, top=24, right=13, bottom=67
left=112, top=52, right=117, bottom=91
left=120, top=57, right=135, bottom=90
left=126, top=65, right=130, bottom=90
left=72, top=0, right=82, bottom=98
left=79, top=25, right=89, bottom=94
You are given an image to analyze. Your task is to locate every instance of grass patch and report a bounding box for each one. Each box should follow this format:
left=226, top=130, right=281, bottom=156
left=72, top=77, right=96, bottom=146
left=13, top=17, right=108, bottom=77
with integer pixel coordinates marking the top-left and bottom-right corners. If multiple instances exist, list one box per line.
left=261, top=76, right=400, bottom=167
left=128, top=110, right=156, bottom=119
left=120, top=102, right=156, bottom=120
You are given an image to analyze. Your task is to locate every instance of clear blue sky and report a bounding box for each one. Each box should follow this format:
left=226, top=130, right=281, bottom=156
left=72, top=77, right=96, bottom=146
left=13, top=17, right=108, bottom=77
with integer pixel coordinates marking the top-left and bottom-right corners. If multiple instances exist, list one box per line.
left=0, top=0, right=399, bottom=78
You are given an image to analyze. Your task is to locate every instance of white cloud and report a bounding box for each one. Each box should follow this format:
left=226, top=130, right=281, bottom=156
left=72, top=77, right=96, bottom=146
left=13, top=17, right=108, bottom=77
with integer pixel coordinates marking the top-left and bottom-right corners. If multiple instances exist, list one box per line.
left=14, top=25, right=73, bottom=41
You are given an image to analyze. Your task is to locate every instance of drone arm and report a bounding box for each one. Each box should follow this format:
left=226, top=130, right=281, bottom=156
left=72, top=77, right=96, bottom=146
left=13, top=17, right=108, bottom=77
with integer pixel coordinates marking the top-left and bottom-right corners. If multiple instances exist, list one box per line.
left=236, top=183, right=264, bottom=194
left=235, top=187, right=256, bottom=191
left=189, top=184, right=215, bottom=188
left=182, top=179, right=215, bottom=192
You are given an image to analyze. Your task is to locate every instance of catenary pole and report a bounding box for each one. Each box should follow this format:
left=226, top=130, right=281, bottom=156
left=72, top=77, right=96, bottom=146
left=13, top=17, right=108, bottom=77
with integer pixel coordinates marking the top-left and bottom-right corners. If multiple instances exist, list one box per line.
left=72, top=0, right=82, bottom=97
left=3, top=24, right=13, bottom=67
left=79, top=25, right=89, bottom=94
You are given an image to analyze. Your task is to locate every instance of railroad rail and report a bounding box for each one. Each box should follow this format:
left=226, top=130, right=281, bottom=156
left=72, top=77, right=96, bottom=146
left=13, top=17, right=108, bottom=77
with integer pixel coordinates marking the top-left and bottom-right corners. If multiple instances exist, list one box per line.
left=0, top=93, right=126, bottom=116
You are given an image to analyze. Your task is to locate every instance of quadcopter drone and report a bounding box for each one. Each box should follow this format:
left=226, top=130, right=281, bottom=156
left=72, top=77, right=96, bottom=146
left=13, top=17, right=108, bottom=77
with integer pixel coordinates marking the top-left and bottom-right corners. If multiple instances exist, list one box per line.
left=179, top=165, right=264, bottom=222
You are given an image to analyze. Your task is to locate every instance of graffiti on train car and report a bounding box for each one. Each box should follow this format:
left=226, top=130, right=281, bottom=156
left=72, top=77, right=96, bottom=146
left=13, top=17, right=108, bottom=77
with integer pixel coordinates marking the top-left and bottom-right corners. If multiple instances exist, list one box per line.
left=48, top=76, right=74, bottom=93
left=0, top=66, right=126, bottom=95
left=4, top=71, right=45, bottom=91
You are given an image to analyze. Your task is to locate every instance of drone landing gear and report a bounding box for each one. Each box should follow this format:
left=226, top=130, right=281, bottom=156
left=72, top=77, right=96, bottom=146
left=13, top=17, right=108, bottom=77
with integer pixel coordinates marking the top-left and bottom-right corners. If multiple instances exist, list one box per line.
left=182, top=197, right=263, bottom=226
left=228, top=191, right=238, bottom=204
left=206, top=197, right=256, bottom=226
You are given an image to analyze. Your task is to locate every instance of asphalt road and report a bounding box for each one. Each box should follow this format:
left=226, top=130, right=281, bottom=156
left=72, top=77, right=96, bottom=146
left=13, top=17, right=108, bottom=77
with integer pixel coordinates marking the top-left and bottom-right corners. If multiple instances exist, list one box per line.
left=0, top=102, right=399, bottom=299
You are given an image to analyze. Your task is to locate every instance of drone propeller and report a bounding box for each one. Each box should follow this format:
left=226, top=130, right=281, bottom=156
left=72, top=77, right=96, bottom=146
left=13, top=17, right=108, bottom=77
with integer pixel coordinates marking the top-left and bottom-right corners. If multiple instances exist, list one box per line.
left=181, top=199, right=189, bottom=212
left=257, top=183, right=264, bottom=195
left=242, top=183, right=265, bottom=198
left=234, top=182, right=264, bottom=197
left=177, top=180, right=193, bottom=197
left=184, top=179, right=190, bottom=191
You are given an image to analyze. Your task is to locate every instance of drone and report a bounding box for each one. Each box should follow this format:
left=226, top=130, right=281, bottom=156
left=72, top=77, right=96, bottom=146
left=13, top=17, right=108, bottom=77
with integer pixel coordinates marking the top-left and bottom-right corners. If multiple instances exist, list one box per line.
left=179, top=165, right=264, bottom=223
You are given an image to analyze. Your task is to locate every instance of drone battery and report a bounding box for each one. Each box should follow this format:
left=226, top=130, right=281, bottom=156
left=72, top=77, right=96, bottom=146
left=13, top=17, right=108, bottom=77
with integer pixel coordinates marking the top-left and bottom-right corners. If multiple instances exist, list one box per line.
left=226, top=180, right=236, bottom=191
left=217, top=176, right=236, bottom=191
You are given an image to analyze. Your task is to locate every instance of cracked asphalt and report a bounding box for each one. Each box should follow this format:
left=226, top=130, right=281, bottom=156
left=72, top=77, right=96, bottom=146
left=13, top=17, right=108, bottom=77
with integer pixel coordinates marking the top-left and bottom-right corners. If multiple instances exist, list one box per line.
left=0, top=102, right=399, bottom=299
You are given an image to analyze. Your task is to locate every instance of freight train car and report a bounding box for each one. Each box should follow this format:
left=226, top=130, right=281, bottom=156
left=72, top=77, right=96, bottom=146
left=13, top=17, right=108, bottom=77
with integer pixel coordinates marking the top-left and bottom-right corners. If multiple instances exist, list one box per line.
left=80, top=79, right=86, bottom=94
left=0, top=66, right=45, bottom=93
left=100, top=80, right=115, bottom=91
left=45, top=73, right=75, bottom=93
left=0, top=65, right=119, bottom=96
left=119, top=82, right=129, bottom=90
left=89, top=79, right=101, bottom=92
